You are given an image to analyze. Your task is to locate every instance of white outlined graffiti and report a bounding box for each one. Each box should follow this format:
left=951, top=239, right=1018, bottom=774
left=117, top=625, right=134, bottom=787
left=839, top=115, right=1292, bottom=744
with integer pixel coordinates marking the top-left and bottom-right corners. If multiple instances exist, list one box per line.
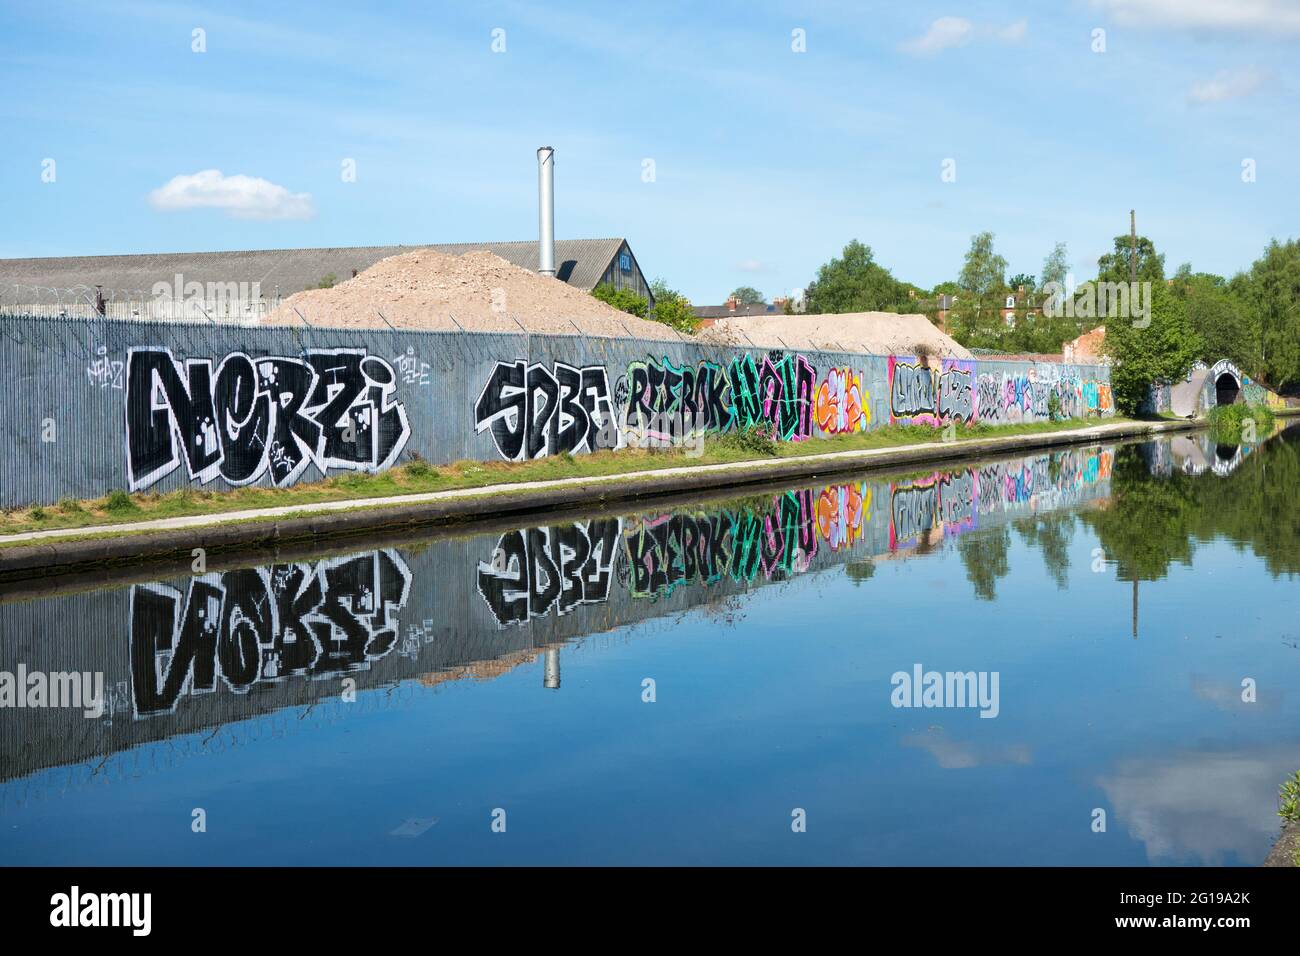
left=124, top=346, right=412, bottom=491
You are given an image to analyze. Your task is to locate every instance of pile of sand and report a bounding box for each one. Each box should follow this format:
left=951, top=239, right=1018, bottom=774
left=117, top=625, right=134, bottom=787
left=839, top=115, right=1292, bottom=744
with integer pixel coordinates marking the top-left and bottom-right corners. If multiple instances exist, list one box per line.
left=698, top=311, right=973, bottom=359
left=261, top=248, right=680, bottom=340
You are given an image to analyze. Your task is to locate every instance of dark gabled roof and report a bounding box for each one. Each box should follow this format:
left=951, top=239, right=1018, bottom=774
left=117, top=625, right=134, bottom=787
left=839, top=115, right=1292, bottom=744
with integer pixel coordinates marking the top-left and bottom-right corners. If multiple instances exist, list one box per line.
left=0, top=238, right=630, bottom=303
left=693, top=302, right=783, bottom=319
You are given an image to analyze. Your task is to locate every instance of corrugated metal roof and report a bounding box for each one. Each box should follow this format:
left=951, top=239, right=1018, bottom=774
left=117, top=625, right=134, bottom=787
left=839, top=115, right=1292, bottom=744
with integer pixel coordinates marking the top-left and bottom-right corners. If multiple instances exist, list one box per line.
left=0, top=238, right=629, bottom=303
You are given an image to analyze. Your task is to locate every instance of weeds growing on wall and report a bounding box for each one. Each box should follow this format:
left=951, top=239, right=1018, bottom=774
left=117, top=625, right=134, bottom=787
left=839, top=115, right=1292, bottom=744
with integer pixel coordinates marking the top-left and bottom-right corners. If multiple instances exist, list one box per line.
left=709, top=423, right=779, bottom=457
left=1207, top=404, right=1275, bottom=442
left=104, top=489, right=138, bottom=513
left=1280, top=770, right=1300, bottom=825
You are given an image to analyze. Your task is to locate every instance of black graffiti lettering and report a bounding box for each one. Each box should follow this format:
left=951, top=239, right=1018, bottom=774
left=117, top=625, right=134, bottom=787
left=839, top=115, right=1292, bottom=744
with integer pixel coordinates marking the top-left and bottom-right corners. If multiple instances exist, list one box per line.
left=525, top=365, right=559, bottom=460
left=125, top=347, right=411, bottom=491
left=260, top=357, right=320, bottom=484
left=580, top=367, right=616, bottom=450
left=475, top=360, right=613, bottom=460
left=551, top=364, right=589, bottom=456
left=474, top=361, right=527, bottom=461
left=125, top=349, right=221, bottom=488
left=128, top=550, right=412, bottom=715
left=697, top=364, right=732, bottom=431
left=213, top=354, right=271, bottom=485
left=477, top=520, right=621, bottom=625
left=218, top=568, right=269, bottom=690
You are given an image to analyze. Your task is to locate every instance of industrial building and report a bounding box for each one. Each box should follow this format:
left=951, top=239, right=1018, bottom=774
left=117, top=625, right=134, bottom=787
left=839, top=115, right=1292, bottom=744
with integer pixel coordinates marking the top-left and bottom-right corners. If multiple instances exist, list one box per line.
left=0, top=237, right=653, bottom=320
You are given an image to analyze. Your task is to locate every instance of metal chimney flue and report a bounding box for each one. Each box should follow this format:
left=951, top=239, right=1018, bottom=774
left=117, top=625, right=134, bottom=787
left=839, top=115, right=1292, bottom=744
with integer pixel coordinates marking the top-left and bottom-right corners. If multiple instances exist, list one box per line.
left=537, top=146, right=556, bottom=277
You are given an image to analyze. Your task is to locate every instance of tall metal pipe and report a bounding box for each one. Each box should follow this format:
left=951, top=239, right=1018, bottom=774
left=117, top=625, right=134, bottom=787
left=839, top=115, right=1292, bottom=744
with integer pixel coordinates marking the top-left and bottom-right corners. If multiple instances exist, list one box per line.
left=537, top=147, right=556, bottom=277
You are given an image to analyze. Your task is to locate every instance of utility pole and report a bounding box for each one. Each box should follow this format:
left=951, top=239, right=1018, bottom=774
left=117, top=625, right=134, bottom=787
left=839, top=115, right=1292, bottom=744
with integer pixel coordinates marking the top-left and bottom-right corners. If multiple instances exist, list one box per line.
left=1132, top=575, right=1139, bottom=639
left=1129, top=209, right=1138, bottom=284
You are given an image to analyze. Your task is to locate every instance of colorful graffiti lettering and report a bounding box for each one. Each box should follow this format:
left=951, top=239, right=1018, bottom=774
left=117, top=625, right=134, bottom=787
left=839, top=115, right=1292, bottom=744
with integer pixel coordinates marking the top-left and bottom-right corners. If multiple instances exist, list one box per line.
left=938, top=362, right=975, bottom=423
left=889, top=357, right=975, bottom=426
left=816, top=367, right=870, bottom=434
left=622, top=356, right=733, bottom=443
left=888, top=356, right=937, bottom=424
left=816, top=482, right=870, bottom=549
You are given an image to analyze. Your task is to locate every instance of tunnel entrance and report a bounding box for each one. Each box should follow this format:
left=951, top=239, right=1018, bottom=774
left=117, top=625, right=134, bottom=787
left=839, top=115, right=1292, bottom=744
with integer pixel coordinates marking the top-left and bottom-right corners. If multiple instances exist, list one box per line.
left=1214, top=373, right=1240, bottom=406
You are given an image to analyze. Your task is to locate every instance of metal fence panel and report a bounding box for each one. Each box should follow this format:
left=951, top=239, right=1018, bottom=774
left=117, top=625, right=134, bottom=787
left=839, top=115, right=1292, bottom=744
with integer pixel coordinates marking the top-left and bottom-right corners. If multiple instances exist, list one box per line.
left=0, top=314, right=1114, bottom=508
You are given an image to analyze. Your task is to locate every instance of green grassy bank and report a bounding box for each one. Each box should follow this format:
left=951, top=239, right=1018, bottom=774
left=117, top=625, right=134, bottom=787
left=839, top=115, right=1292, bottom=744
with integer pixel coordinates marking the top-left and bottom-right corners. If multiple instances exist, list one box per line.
left=1, top=415, right=1129, bottom=538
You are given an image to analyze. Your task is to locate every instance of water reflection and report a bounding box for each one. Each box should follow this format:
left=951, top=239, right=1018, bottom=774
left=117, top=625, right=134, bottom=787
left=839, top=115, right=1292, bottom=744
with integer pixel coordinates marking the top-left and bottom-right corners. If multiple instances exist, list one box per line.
left=2, top=426, right=1298, bottom=866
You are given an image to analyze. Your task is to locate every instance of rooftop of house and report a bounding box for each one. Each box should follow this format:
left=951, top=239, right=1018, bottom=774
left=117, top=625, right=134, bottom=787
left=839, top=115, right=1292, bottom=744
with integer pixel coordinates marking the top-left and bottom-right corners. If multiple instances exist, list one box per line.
left=0, top=238, right=634, bottom=304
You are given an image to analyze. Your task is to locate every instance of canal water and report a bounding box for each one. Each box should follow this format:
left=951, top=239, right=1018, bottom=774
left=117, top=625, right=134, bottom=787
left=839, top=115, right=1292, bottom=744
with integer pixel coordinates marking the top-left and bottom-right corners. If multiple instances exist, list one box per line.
left=2, top=427, right=1298, bottom=866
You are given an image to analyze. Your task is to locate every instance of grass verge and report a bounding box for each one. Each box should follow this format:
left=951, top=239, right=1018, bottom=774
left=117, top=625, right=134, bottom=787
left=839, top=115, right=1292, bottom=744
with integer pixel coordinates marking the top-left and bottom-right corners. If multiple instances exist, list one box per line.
left=1207, top=403, right=1275, bottom=442
left=0, top=415, right=1135, bottom=539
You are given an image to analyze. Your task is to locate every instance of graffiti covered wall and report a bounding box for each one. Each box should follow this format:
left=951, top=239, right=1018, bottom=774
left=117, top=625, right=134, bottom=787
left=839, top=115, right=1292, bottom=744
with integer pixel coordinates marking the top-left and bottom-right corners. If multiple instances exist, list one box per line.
left=0, top=315, right=1113, bottom=507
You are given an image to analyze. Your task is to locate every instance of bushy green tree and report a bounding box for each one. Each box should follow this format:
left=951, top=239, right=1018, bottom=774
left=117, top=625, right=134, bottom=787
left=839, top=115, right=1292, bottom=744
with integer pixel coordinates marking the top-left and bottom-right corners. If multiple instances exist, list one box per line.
left=1170, top=268, right=1254, bottom=372
left=1097, top=234, right=1165, bottom=284
left=1240, top=239, right=1300, bottom=389
left=950, top=232, right=1009, bottom=344
left=1104, top=281, right=1200, bottom=414
left=1041, top=242, right=1069, bottom=290
left=649, top=278, right=699, bottom=334
left=729, top=286, right=765, bottom=306
left=591, top=283, right=648, bottom=318
left=804, top=240, right=909, bottom=313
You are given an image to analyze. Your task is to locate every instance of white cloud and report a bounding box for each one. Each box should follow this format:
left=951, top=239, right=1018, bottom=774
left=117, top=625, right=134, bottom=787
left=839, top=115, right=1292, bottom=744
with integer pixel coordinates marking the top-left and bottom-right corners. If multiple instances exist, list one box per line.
left=1097, top=744, right=1300, bottom=864
left=901, top=729, right=1032, bottom=769
left=1188, top=67, right=1271, bottom=104
left=999, top=18, right=1029, bottom=42
left=1091, top=0, right=1300, bottom=35
left=899, top=17, right=1028, bottom=56
left=736, top=259, right=770, bottom=273
left=900, top=17, right=975, bottom=56
left=147, top=169, right=316, bottom=220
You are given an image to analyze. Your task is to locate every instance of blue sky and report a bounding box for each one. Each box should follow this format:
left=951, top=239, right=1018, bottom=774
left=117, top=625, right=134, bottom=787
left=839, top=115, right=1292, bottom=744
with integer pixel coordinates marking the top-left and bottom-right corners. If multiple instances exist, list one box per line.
left=2, top=0, right=1297, bottom=303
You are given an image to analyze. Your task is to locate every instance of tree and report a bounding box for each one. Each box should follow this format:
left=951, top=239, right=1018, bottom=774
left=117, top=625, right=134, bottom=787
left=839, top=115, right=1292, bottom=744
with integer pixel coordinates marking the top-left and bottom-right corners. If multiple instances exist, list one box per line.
left=1008, top=273, right=1035, bottom=291
left=1104, top=281, right=1199, bottom=414
left=951, top=232, right=1009, bottom=344
left=1041, top=242, right=1069, bottom=289
left=591, top=283, right=648, bottom=318
left=1170, top=269, right=1254, bottom=373
left=1240, top=239, right=1300, bottom=389
left=1096, top=234, right=1165, bottom=285
left=803, top=240, right=909, bottom=314
left=729, top=286, right=765, bottom=306
left=649, top=278, right=699, bottom=334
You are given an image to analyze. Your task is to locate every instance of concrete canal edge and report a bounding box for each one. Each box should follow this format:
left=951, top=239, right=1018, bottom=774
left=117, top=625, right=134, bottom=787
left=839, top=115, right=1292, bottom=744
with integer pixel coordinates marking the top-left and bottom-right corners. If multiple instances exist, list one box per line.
left=1263, top=821, right=1300, bottom=867
left=0, top=416, right=1261, bottom=582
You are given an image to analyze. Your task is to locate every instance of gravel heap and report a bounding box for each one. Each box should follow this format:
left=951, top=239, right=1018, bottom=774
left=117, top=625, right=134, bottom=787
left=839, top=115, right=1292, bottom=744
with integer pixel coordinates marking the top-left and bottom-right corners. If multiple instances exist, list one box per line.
left=698, top=311, right=973, bottom=359
left=261, top=248, right=680, bottom=340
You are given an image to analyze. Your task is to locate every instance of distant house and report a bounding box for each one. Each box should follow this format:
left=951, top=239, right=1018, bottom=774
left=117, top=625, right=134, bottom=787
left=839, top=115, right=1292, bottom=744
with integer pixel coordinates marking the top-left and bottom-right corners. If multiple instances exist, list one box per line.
left=925, top=288, right=1041, bottom=331
left=1000, top=286, right=1042, bottom=327
left=0, top=237, right=652, bottom=318
left=692, top=294, right=791, bottom=325
left=1063, top=326, right=1109, bottom=364
left=696, top=295, right=785, bottom=325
